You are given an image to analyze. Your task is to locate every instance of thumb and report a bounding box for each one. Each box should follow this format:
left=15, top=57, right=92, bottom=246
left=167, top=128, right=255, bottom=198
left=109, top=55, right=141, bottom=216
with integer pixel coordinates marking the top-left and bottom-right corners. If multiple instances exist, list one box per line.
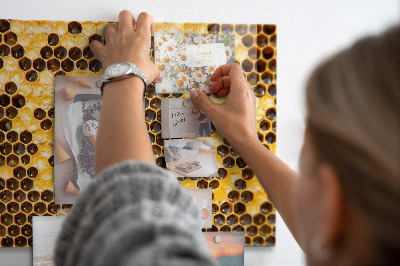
left=149, top=63, right=164, bottom=83
left=190, top=90, right=215, bottom=115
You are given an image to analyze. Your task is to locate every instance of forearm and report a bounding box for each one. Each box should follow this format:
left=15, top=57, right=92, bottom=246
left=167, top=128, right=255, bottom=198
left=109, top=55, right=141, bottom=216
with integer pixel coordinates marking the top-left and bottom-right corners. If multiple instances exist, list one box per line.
left=233, top=138, right=298, bottom=240
left=95, top=77, right=153, bottom=175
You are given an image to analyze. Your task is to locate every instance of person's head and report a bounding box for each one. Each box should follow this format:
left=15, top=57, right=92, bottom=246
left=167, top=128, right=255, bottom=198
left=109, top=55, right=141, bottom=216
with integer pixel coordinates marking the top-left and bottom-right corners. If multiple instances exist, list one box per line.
left=293, top=25, right=400, bottom=265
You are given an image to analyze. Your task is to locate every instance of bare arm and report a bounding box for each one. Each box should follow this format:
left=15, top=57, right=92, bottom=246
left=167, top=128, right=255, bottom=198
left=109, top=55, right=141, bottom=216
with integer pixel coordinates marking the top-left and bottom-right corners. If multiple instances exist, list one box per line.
left=190, top=64, right=299, bottom=241
left=90, top=11, right=163, bottom=175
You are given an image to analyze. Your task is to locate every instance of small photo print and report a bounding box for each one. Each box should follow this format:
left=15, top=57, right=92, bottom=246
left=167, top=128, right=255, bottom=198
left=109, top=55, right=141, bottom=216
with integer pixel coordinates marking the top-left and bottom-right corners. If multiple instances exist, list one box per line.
left=161, top=98, right=212, bottom=139
left=155, top=32, right=235, bottom=94
left=189, top=189, right=212, bottom=229
left=164, top=138, right=218, bottom=177
left=53, top=75, right=102, bottom=205
left=33, top=216, right=66, bottom=266
left=204, top=232, right=245, bottom=266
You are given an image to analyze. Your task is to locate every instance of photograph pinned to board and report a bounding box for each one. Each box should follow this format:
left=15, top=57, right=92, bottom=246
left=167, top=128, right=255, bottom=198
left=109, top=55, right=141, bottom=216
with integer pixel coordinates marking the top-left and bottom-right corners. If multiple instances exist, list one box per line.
left=188, top=189, right=212, bottom=229
left=204, top=232, right=245, bottom=266
left=164, top=138, right=218, bottom=177
left=53, top=75, right=103, bottom=204
left=161, top=98, right=213, bottom=139
left=33, top=216, right=66, bottom=266
left=154, top=32, right=235, bottom=94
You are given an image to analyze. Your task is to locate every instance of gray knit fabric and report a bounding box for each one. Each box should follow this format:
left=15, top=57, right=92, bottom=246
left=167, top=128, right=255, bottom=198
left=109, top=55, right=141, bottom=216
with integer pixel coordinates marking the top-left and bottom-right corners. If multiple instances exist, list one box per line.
left=54, top=160, right=217, bottom=266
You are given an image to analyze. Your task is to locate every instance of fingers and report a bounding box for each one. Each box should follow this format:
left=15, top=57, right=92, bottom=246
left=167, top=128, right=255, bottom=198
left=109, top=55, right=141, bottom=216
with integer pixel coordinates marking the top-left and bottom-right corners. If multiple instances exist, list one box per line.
left=190, top=90, right=216, bottom=117
left=118, top=10, right=135, bottom=35
left=209, top=76, right=231, bottom=93
left=104, top=24, right=118, bottom=44
left=210, top=63, right=243, bottom=82
left=136, top=12, right=154, bottom=38
left=150, top=63, right=164, bottom=83
left=89, top=40, right=105, bottom=60
left=217, top=88, right=230, bottom=97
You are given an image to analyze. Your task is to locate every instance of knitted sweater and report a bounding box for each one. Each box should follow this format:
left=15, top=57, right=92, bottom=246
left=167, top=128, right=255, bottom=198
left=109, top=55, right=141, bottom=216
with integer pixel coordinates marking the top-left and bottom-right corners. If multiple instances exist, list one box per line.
left=54, top=160, right=217, bottom=266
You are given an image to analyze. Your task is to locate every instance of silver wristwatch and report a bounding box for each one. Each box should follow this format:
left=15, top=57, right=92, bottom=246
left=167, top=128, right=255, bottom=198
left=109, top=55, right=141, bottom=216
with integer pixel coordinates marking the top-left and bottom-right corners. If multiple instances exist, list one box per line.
left=96, top=62, right=148, bottom=96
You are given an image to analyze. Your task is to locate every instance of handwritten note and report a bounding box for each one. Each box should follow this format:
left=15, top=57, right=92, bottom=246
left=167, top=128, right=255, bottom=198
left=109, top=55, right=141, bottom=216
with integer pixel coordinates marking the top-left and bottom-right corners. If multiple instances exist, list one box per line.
left=184, top=43, right=227, bottom=67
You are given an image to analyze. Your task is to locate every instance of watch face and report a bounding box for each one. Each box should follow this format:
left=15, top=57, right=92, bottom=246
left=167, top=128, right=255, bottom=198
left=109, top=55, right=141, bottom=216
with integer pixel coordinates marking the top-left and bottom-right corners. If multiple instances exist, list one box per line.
left=106, top=62, right=131, bottom=77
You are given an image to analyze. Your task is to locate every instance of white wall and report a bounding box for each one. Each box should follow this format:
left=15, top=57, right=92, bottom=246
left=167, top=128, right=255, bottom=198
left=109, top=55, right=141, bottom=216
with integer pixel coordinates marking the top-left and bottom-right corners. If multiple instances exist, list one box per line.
left=0, top=1, right=398, bottom=265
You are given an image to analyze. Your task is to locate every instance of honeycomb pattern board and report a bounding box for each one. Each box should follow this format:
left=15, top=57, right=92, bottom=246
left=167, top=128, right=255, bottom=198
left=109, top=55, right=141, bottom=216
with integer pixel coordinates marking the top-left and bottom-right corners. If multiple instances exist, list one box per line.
left=0, top=19, right=277, bottom=247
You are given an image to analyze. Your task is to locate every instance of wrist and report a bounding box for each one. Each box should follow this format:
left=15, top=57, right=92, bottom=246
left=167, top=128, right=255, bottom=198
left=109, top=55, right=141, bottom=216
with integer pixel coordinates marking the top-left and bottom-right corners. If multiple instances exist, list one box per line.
left=102, top=76, right=145, bottom=97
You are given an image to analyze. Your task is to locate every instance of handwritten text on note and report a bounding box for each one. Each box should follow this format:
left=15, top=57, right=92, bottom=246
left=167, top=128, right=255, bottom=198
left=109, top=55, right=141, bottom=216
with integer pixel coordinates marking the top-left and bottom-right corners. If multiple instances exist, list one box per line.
left=184, top=43, right=227, bottom=67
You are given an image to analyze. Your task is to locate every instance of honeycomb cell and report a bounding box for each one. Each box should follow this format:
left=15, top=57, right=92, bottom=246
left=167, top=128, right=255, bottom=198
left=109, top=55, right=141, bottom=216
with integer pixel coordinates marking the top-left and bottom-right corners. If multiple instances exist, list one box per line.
left=69, top=47, right=82, bottom=61
left=242, top=34, right=254, bottom=48
left=221, top=24, right=233, bottom=34
left=83, top=46, right=94, bottom=59
left=263, top=25, right=276, bottom=35
left=233, top=225, right=244, bottom=232
left=12, top=142, right=25, bottom=155
left=34, top=202, right=46, bottom=215
left=236, top=157, right=247, bottom=168
left=7, top=154, right=19, bottom=167
left=197, top=179, right=208, bottom=189
left=227, top=190, right=239, bottom=203
left=216, top=145, right=229, bottom=157
left=267, top=214, right=276, bottom=224
left=40, top=46, right=53, bottom=59
left=0, top=131, right=4, bottom=142
left=19, top=130, right=32, bottom=144
left=240, top=214, right=252, bottom=225
left=259, top=120, right=270, bottom=131
left=209, top=179, right=219, bottom=189
left=234, top=179, right=246, bottom=190
left=270, top=34, right=276, bottom=47
left=48, top=33, right=59, bottom=46
left=155, top=157, right=165, bottom=168
left=261, top=72, right=273, bottom=85
left=4, top=32, right=17, bottom=46
left=1, top=236, right=13, bottom=247
left=68, top=21, right=82, bottom=35
left=262, top=46, right=274, bottom=60
left=0, top=109, right=3, bottom=120
left=76, top=59, right=88, bottom=70
left=272, top=121, right=276, bottom=132
left=6, top=178, right=19, bottom=191
left=220, top=202, right=232, bottom=215
left=260, top=201, right=273, bottom=214
left=21, top=224, right=32, bottom=237
left=150, top=97, right=161, bottom=110
left=18, top=57, right=32, bottom=71
left=27, top=143, right=38, bottom=154
left=0, top=142, right=12, bottom=155
left=33, top=108, right=46, bottom=120
left=152, top=144, right=161, bottom=157
left=258, top=133, right=264, bottom=142
left=212, top=203, right=219, bottom=214
left=12, top=94, right=25, bottom=108
left=265, top=132, right=276, bottom=144
left=5, top=106, right=18, bottom=119
left=61, top=58, right=74, bottom=72
left=0, top=94, right=10, bottom=107
left=207, top=24, right=220, bottom=34
left=15, top=236, right=27, bottom=247
left=145, top=109, right=156, bottom=122
left=256, top=60, right=267, bottom=73
left=265, top=108, right=276, bottom=121
left=40, top=190, right=53, bottom=203
left=266, top=235, right=275, bottom=245
left=21, top=154, right=30, bottom=165
left=217, top=168, right=227, bottom=180
left=0, top=225, right=4, bottom=237
left=48, top=156, right=54, bottom=167
left=0, top=44, right=10, bottom=57
left=241, top=59, right=253, bottom=72
left=20, top=178, right=33, bottom=191
left=223, top=157, right=235, bottom=168
left=40, top=119, right=52, bottom=130
left=89, top=34, right=102, bottom=44
left=21, top=202, right=32, bottom=213
left=226, top=214, right=238, bottom=226
left=13, top=190, right=26, bottom=202
left=5, top=82, right=17, bottom=95
left=47, top=202, right=58, bottom=215
left=257, top=34, right=268, bottom=47
left=259, top=224, right=271, bottom=236
left=25, top=70, right=38, bottom=82
left=247, top=225, right=258, bottom=236
left=149, top=121, right=160, bottom=133
left=88, top=59, right=102, bottom=73
left=241, top=191, right=253, bottom=203
left=253, top=236, right=264, bottom=246
left=235, top=24, right=248, bottom=35
left=220, top=225, right=231, bottom=232
left=0, top=20, right=10, bottom=33
left=214, top=214, right=225, bottom=227
left=246, top=72, right=259, bottom=86
left=268, top=84, right=276, bottom=97
left=47, top=107, right=55, bottom=118
left=155, top=134, right=163, bottom=146
left=1, top=190, right=12, bottom=202
left=234, top=202, right=246, bottom=215
left=33, top=58, right=46, bottom=72
left=268, top=59, right=276, bottom=72
left=47, top=58, right=60, bottom=72
left=54, top=46, right=67, bottom=59
left=1, top=213, right=13, bottom=226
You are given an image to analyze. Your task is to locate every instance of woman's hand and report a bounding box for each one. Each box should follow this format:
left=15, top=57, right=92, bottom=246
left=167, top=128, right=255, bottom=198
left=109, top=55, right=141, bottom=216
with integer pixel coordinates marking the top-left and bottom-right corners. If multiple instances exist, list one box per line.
left=90, top=10, right=163, bottom=84
left=190, top=63, right=258, bottom=149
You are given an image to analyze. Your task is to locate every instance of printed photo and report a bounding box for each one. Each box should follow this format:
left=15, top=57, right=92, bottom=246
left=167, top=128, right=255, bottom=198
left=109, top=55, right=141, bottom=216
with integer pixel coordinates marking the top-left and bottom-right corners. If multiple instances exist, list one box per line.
left=204, top=232, right=245, bottom=266
left=155, top=32, right=235, bottom=94
left=161, top=98, right=212, bottom=139
left=188, top=189, right=212, bottom=229
left=33, top=216, right=66, bottom=266
left=54, top=75, right=102, bottom=204
left=164, top=138, right=218, bottom=177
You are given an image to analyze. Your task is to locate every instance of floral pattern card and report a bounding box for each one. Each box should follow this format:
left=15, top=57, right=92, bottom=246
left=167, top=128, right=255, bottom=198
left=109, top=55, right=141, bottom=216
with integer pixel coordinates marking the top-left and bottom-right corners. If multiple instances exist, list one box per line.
left=155, top=32, right=235, bottom=94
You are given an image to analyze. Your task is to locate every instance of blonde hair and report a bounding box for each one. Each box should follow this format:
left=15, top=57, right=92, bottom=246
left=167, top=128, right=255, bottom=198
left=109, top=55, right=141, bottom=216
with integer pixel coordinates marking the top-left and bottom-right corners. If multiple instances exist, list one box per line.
left=305, top=26, right=400, bottom=264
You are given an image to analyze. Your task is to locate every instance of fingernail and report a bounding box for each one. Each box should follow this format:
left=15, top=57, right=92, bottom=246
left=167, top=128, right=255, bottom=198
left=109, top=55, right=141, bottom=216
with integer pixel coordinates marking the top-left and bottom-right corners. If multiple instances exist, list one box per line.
left=155, top=72, right=164, bottom=83
left=190, top=90, right=199, bottom=100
